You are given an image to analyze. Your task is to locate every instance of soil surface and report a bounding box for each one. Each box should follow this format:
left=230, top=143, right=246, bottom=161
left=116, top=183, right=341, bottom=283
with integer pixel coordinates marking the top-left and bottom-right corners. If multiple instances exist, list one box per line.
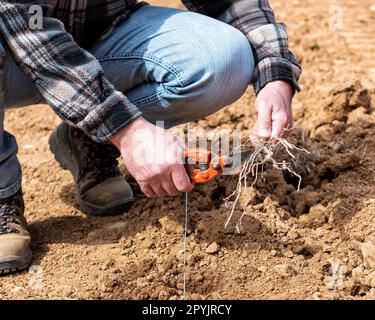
left=1, top=0, right=375, bottom=300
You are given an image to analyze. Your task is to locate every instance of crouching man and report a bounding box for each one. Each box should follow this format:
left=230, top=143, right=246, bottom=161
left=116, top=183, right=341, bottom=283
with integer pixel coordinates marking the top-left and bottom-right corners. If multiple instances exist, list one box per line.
left=0, top=0, right=301, bottom=274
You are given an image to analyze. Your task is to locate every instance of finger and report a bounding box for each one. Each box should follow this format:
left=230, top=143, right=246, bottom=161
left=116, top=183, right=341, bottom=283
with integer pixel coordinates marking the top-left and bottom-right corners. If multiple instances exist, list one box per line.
left=140, top=184, right=156, bottom=198
left=150, top=182, right=168, bottom=197
left=284, top=116, right=294, bottom=138
left=250, top=121, right=260, bottom=146
left=281, top=121, right=294, bottom=138
left=271, top=113, right=289, bottom=138
left=184, top=164, right=194, bottom=179
left=161, top=175, right=180, bottom=196
left=171, top=165, right=193, bottom=192
left=256, top=100, right=272, bottom=139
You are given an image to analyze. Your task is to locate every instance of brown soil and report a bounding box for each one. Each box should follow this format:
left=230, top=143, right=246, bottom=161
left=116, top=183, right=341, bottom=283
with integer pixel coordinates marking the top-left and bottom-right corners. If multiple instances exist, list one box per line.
left=1, top=0, right=375, bottom=300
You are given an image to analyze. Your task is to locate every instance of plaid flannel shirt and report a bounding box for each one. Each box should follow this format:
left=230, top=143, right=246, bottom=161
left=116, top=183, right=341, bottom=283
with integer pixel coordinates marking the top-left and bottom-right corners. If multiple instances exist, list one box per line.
left=0, top=0, right=302, bottom=142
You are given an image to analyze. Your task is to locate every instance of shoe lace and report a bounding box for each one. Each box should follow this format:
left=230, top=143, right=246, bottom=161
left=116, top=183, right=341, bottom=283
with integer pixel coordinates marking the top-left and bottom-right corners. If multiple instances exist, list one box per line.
left=0, top=198, right=21, bottom=235
left=74, top=130, right=121, bottom=183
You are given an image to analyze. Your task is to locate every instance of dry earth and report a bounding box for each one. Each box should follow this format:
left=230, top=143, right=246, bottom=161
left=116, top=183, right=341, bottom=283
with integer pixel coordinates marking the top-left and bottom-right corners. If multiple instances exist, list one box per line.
left=1, top=0, right=375, bottom=300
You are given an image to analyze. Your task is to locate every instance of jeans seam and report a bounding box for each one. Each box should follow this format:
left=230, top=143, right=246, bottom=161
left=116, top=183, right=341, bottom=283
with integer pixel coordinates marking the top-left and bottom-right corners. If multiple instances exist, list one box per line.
left=96, top=51, right=189, bottom=88
left=0, top=174, right=21, bottom=199
left=132, top=88, right=172, bottom=107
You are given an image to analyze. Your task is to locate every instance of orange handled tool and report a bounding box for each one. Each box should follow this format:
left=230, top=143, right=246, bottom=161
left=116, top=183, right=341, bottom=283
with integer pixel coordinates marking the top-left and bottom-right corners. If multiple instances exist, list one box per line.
left=184, top=149, right=252, bottom=184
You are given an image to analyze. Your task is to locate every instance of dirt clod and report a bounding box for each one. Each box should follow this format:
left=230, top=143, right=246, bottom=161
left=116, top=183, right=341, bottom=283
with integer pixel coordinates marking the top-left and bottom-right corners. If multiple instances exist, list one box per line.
left=274, top=264, right=297, bottom=277
left=205, top=242, right=220, bottom=255
left=358, top=240, right=375, bottom=270
left=297, top=204, right=327, bottom=228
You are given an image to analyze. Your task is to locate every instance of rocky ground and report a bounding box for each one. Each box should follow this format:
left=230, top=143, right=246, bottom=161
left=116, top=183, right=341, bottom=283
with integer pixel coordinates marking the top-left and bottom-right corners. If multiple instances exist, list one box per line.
left=0, top=0, right=375, bottom=300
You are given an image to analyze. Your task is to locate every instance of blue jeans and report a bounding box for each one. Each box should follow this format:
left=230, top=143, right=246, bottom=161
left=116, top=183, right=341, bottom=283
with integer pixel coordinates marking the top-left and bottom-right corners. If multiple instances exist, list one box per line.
left=0, top=5, right=254, bottom=199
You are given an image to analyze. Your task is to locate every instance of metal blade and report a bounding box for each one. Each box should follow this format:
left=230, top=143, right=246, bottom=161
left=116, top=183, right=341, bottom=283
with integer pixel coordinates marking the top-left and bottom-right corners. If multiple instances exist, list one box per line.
left=224, top=149, right=253, bottom=174
left=238, top=149, right=253, bottom=165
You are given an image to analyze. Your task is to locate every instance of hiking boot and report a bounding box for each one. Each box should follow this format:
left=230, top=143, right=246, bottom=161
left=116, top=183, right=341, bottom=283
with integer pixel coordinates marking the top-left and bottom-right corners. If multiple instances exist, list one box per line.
left=0, top=190, right=32, bottom=275
left=49, top=123, right=134, bottom=216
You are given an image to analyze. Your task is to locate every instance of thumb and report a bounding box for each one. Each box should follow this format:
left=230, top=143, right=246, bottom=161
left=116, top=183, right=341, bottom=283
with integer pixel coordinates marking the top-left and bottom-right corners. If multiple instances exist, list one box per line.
left=256, top=100, right=272, bottom=139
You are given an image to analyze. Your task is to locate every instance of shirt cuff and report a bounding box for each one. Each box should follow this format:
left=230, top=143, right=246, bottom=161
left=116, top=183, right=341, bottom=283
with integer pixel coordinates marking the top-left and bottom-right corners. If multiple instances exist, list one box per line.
left=253, top=56, right=302, bottom=95
left=76, top=91, right=143, bottom=143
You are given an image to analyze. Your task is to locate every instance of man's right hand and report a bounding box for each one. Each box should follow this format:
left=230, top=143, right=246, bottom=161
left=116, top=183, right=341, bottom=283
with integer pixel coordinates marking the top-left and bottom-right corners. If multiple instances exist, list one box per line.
left=110, top=117, right=193, bottom=197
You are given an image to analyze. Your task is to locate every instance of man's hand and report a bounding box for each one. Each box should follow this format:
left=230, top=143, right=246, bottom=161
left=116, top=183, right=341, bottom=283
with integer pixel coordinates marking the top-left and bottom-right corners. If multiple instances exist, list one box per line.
left=252, top=80, right=294, bottom=140
left=110, top=117, right=193, bottom=197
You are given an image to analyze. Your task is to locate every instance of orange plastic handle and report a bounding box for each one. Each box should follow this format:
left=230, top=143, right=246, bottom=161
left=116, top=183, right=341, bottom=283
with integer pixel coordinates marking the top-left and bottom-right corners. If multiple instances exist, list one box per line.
left=184, top=149, right=225, bottom=184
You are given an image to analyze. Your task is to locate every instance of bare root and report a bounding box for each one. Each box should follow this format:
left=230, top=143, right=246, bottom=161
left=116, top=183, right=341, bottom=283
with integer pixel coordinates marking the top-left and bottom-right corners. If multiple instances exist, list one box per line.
left=224, top=134, right=310, bottom=232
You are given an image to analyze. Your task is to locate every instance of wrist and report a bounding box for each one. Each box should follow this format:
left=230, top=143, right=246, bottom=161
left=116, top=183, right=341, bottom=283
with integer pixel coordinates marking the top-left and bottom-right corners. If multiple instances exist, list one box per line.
left=110, top=117, right=148, bottom=149
left=267, top=80, right=293, bottom=90
left=265, top=80, right=293, bottom=99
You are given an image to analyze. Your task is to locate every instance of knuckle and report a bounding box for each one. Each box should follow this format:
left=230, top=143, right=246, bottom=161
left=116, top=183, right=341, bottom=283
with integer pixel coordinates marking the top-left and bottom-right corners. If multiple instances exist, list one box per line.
left=169, top=190, right=180, bottom=197
left=258, top=109, right=271, bottom=120
left=177, top=183, right=193, bottom=193
left=143, top=189, right=154, bottom=198
left=279, top=115, right=289, bottom=126
left=139, top=183, right=154, bottom=198
left=164, top=186, right=180, bottom=196
left=139, top=168, right=166, bottom=183
left=153, top=166, right=164, bottom=176
left=154, top=188, right=166, bottom=197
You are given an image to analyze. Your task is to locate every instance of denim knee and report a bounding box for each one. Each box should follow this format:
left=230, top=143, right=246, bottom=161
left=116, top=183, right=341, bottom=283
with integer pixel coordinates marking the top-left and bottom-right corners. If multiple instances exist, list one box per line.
left=174, top=25, right=254, bottom=116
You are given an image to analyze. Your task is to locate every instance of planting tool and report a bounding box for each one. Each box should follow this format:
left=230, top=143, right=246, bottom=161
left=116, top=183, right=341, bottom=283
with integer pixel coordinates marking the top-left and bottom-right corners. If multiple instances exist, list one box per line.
left=185, top=149, right=253, bottom=184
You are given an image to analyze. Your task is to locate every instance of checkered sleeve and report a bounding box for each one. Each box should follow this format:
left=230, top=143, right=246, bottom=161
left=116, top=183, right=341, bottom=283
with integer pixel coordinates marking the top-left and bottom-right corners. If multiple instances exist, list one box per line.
left=0, top=1, right=142, bottom=142
left=182, top=0, right=302, bottom=94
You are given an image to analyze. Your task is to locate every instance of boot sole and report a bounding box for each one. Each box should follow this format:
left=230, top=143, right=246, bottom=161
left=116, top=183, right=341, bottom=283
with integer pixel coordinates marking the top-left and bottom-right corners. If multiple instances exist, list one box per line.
left=49, top=128, right=134, bottom=216
left=0, top=249, right=32, bottom=276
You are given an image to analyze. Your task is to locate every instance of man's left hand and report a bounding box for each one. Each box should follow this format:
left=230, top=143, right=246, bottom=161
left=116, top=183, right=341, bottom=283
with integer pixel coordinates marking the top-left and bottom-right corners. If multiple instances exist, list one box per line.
left=252, top=80, right=294, bottom=140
